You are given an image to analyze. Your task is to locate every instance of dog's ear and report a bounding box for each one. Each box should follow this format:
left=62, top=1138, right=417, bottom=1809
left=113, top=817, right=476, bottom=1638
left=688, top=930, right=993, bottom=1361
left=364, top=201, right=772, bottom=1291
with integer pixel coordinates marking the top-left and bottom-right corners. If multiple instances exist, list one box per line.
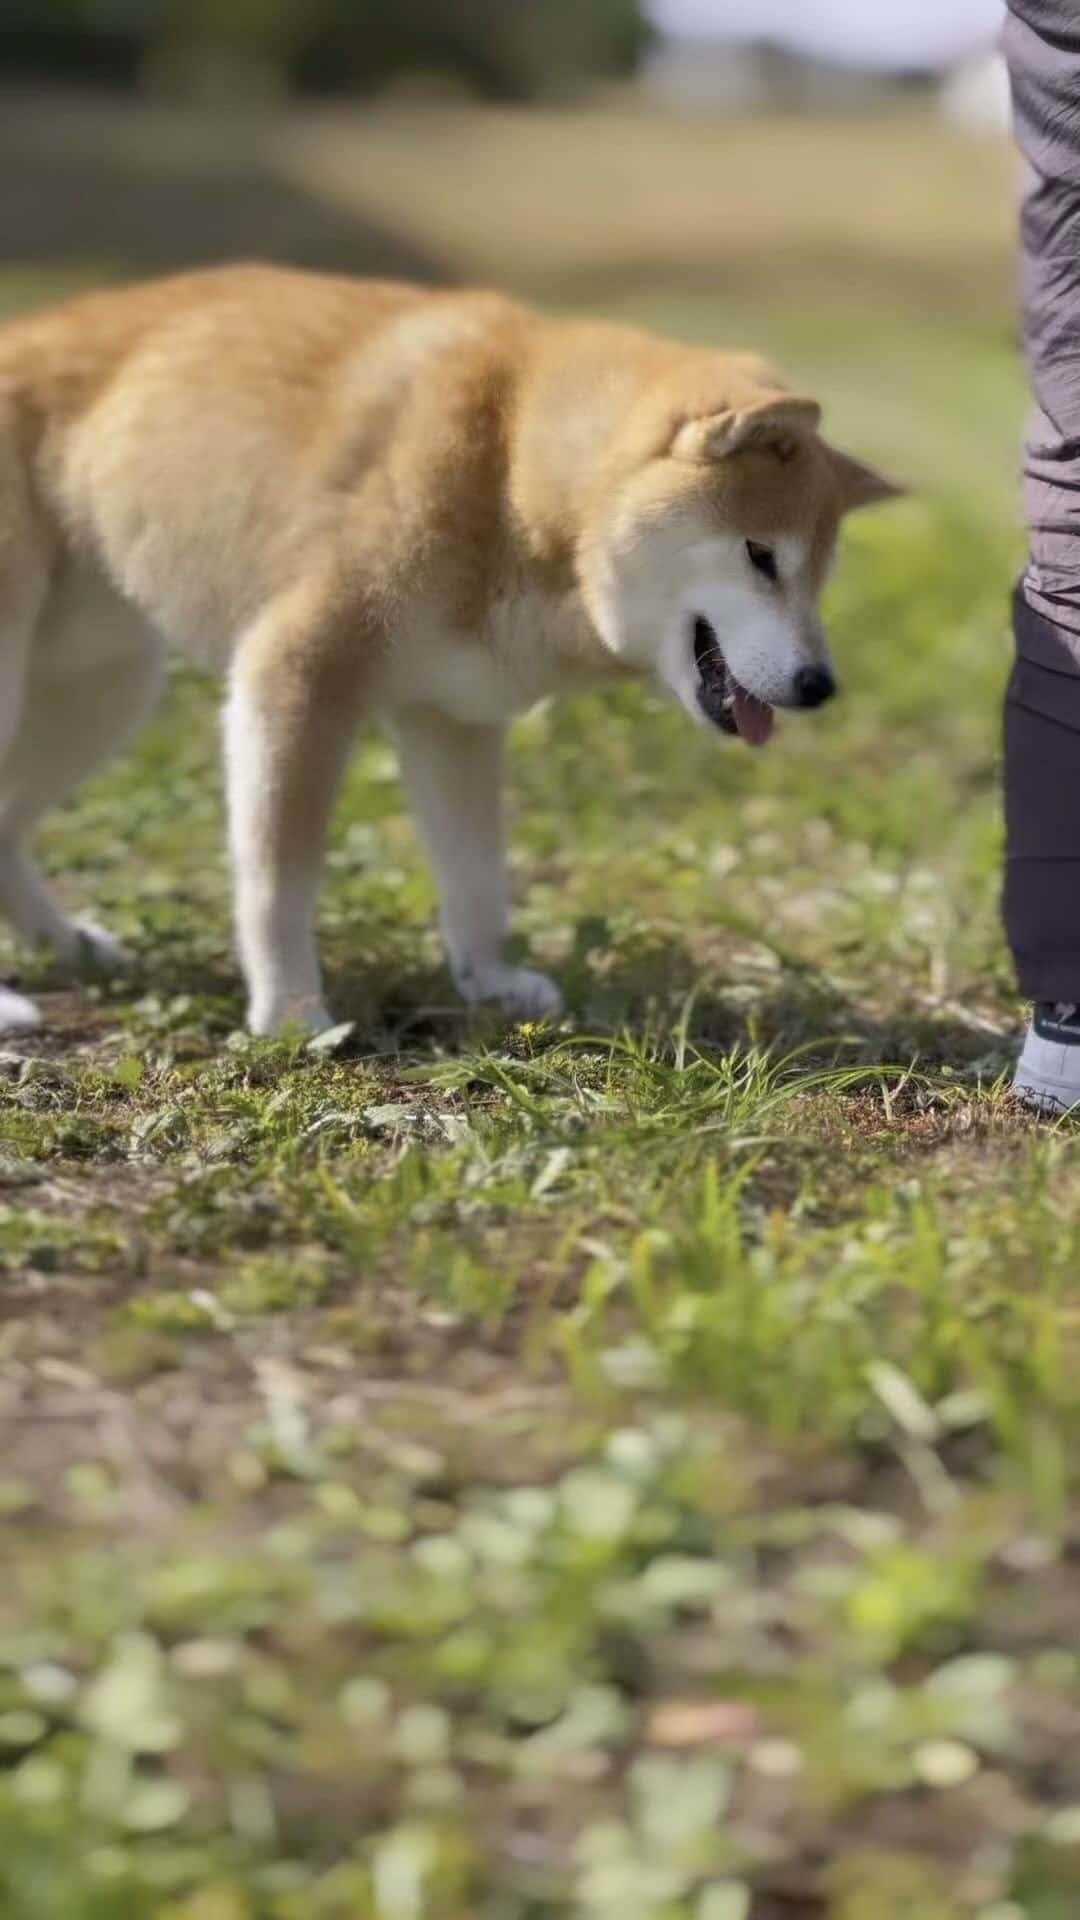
left=830, top=447, right=906, bottom=514
left=671, top=394, right=822, bottom=465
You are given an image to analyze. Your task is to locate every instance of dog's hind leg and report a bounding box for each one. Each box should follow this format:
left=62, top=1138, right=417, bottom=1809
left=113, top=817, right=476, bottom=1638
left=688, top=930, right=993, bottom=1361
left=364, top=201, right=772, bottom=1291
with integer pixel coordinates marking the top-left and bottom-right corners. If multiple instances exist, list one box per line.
left=0, top=455, right=51, bottom=1030
left=0, top=605, right=40, bottom=1030
left=0, top=579, right=164, bottom=989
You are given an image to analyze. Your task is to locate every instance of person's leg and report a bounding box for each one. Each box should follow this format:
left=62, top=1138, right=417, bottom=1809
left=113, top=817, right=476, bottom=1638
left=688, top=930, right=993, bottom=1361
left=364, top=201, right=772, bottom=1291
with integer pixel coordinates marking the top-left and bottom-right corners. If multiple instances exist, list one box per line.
left=1002, top=3, right=1080, bottom=1109
left=1007, top=594, right=1080, bottom=1108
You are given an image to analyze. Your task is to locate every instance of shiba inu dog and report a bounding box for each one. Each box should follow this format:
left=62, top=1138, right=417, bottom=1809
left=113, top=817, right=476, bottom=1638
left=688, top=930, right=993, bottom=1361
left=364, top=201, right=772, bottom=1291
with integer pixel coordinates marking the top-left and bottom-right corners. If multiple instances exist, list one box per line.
left=0, top=265, right=897, bottom=1035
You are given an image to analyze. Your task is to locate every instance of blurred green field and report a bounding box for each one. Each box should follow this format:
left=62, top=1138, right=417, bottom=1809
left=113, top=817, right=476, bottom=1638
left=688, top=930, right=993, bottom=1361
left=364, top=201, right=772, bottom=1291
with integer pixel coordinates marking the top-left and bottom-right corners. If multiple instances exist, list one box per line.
left=4, top=94, right=1079, bottom=1920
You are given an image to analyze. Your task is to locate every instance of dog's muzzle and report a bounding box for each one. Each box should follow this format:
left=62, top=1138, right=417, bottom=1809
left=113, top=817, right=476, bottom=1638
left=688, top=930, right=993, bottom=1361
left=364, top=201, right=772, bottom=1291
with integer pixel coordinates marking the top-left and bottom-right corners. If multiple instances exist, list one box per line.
left=692, top=616, right=775, bottom=748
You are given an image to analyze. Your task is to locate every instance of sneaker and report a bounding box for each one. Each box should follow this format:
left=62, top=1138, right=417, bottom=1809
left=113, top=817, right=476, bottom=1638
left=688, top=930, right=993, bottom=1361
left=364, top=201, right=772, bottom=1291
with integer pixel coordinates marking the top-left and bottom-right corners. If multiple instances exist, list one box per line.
left=1013, top=1002, right=1080, bottom=1115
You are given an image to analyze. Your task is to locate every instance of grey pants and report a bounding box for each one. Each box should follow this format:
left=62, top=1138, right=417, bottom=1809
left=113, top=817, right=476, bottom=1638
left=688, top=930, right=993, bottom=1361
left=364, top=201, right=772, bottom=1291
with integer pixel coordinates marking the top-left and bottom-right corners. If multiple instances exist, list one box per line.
left=1005, top=1, right=1080, bottom=998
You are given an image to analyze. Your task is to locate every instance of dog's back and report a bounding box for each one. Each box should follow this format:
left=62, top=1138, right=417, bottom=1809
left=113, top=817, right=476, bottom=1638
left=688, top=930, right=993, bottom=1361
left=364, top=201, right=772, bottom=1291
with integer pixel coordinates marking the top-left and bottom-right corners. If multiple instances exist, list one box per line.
left=0, top=268, right=434, bottom=657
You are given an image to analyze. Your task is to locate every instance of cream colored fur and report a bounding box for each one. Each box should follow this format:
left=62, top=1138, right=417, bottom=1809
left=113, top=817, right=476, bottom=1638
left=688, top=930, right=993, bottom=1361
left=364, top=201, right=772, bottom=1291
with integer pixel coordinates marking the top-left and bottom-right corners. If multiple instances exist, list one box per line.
left=0, top=265, right=896, bottom=1034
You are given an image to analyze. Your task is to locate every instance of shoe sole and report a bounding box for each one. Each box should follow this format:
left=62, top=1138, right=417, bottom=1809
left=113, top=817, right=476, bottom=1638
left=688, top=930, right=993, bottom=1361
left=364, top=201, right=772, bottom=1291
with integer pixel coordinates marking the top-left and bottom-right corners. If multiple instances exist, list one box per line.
left=1011, top=1072, right=1080, bottom=1117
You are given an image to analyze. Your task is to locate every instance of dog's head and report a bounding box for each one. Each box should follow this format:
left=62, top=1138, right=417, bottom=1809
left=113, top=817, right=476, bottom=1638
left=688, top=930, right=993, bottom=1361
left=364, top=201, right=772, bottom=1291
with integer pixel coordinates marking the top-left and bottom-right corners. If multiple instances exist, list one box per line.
left=578, top=358, right=900, bottom=746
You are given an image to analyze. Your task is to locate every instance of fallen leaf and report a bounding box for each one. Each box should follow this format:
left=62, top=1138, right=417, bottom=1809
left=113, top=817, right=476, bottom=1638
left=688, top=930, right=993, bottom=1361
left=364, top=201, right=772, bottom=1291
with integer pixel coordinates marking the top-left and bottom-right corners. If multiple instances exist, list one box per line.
left=646, top=1699, right=761, bottom=1747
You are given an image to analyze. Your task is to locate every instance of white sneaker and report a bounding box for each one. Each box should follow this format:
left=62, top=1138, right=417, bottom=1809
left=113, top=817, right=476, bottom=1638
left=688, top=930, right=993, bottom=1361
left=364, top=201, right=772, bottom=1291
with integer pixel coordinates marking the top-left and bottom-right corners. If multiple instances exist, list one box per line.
left=1013, top=1003, right=1080, bottom=1115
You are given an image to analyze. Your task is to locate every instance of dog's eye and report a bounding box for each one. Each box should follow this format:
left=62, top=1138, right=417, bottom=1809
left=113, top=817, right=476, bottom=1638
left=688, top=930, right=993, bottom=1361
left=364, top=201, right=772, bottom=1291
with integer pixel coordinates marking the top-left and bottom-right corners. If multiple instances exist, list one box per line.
left=746, top=540, right=779, bottom=585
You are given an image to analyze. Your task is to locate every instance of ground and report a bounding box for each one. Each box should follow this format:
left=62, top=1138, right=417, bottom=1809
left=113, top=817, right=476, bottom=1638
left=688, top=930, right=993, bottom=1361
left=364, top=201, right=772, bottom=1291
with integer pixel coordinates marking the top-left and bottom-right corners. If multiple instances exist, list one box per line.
left=2, top=91, right=1079, bottom=1920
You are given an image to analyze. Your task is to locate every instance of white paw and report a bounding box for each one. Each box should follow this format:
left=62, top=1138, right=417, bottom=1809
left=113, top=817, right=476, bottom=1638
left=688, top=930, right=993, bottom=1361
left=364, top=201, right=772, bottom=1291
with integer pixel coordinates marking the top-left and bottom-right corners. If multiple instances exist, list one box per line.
left=0, top=986, right=41, bottom=1033
left=55, top=918, right=133, bottom=977
left=457, top=963, right=563, bottom=1020
left=247, top=995, right=335, bottom=1038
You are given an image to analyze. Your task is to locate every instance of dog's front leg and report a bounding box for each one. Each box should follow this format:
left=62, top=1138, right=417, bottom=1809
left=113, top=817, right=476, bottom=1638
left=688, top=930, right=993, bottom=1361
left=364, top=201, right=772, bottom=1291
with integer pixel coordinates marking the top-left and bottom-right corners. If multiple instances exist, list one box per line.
left=226, top=586, right=365, bottom=1035
left=392, top=706, right=562, bottom=1019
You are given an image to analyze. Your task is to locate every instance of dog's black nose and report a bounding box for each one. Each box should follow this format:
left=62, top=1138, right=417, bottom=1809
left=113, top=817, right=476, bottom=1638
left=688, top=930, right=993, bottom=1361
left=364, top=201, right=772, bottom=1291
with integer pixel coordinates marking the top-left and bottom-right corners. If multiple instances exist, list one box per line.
left=794, top=666, right=836, bottom=709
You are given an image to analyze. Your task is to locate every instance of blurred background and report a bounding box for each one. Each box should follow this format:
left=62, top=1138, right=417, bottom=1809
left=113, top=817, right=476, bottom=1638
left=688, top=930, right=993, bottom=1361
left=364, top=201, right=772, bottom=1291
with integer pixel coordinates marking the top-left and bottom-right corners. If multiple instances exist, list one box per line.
left=0, top=0, right=1016, bottom=514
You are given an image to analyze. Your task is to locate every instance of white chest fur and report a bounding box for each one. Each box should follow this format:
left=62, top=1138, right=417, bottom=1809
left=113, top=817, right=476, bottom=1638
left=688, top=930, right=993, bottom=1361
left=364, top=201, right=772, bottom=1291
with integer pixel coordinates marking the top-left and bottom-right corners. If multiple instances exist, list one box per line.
left=378, top=590, right=607, bottom=726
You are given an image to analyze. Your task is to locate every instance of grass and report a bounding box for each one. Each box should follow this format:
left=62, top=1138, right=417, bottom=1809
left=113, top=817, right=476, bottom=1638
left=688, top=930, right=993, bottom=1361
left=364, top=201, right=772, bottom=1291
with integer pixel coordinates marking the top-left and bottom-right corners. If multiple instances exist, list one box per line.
left=2, top=90, right=1079, bottom=1920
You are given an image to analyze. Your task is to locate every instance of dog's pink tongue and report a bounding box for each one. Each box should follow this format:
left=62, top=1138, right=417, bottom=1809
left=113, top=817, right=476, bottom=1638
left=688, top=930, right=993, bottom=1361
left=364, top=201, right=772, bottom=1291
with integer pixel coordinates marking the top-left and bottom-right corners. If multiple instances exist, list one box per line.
left=732, top=686, right=775, bottom=748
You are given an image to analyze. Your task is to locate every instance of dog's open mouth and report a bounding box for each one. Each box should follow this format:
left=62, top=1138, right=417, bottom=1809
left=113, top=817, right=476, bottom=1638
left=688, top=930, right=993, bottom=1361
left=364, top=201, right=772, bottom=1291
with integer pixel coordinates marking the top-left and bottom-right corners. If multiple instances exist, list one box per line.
left=692, top=617, right=775, bottom=748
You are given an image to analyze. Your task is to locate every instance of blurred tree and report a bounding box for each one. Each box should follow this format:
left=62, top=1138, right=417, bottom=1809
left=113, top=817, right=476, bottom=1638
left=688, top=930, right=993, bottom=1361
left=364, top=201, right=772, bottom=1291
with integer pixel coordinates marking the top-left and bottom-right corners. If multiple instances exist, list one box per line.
left=0, top=0, right=653, bottom=99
